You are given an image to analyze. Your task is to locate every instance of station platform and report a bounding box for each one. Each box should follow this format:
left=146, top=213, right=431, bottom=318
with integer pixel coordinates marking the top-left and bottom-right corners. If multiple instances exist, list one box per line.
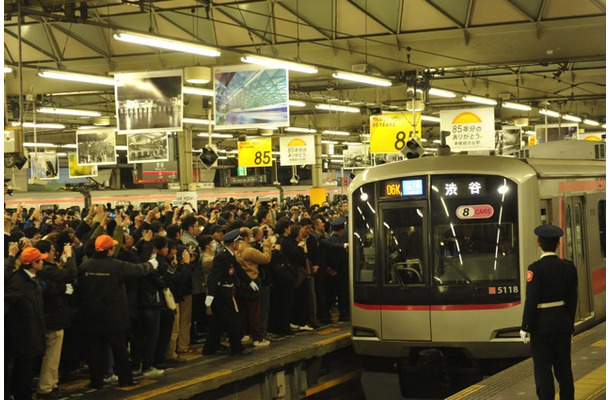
left=54, top=322, right=357, bottom=400
left=447, top=321, right=606, bottom=400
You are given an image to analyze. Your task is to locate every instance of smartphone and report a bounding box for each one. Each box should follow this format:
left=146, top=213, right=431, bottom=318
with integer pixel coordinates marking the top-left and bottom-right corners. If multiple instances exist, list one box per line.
left=108, top=212, right=116, bottom=218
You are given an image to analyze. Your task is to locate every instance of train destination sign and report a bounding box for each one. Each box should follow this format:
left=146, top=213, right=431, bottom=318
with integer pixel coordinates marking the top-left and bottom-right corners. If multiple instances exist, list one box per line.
left=435, top=178, right=486, bottom=198
left=384, top=178, right=424, bottom=197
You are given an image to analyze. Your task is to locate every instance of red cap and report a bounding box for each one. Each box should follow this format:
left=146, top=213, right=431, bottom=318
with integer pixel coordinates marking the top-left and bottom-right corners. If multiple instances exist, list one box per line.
left=20, top=247, right=49, bottom=264
left=95, top=234, right=119, bottom=252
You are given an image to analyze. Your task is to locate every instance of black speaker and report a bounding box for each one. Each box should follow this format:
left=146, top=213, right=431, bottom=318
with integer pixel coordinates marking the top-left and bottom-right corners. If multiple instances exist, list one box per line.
left=199, top=147, right=218, bottom=168
left=4, top=154, right=27, bottom=169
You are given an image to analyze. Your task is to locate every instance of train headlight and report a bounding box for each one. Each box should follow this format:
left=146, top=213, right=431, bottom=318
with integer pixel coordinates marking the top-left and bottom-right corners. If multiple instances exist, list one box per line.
left=497, top=185, right=509, bottom=194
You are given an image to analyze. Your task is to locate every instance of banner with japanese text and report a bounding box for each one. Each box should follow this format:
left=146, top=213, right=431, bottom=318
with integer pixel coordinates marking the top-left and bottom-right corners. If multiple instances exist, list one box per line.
left=238, top=137, right=273, bottom=167
left=370, top=112, right=421, bottom=153
left=440, top=107, right=495, bottom=151
left=279, top=135, right=315, bottom=166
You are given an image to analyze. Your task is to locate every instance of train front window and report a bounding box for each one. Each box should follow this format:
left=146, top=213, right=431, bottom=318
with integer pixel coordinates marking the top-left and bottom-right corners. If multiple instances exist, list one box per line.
left=382, top=206, right=425, bottom=285
left=430, top=175, right=519, bottom=286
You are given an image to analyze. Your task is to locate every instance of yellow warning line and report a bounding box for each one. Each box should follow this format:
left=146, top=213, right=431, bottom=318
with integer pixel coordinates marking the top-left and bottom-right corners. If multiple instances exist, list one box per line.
left=445, top=384, right=485, bottom=400
left=315, top=332, right=351, bottom=347
left=304, top=369, right=361, bottom=396
left=575, top=364, right=605, bottom=400
left=123, top=370, right=232, bottom=400
left=591, top=339, right=605, bottom=347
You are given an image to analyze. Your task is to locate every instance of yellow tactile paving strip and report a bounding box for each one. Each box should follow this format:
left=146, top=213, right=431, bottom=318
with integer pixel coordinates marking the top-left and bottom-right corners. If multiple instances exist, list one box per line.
left=570, top=364, right=605, bottom=400
left=123, top=370, right=232, bottom=400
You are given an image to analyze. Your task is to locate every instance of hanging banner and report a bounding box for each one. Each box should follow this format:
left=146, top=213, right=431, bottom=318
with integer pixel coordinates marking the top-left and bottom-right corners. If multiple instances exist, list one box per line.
left=279, top=135, right=315, bottom=166
left=238, top=138, right=273, bottom=167
left=76, top=128, right=116, bottom=166
left=370, top=112, right=421, bottom=153
left=214, top=65, right=289, bottom=130
left=440, top=107, right=495, bottom=151
left=115, top=69, right=183, bottom=134
left=343, top=144, right=371, bottom=169
left=68, top=153, right=98, bottom=178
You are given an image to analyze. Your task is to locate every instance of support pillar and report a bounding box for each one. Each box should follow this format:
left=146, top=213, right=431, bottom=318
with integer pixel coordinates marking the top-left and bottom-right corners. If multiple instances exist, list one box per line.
left=178, top=128, right=194, bottom=190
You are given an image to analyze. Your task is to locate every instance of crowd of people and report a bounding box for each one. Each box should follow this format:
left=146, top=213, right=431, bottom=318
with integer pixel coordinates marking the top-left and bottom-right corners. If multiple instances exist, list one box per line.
left=4, top=193, right=350, bottom=400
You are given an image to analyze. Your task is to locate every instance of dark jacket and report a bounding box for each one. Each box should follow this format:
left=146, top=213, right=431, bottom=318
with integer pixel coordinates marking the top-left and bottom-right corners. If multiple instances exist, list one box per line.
left=320, top=232, right=348, bottom=273
left=207, top=248, right=252, bottom=298
left=38, top=257, right=77, bottom=330
left=521, top=255, right=578, bottom=334
left=76, top=254, right=154, bottom=335
left=5, top=269, right=46, bottom=358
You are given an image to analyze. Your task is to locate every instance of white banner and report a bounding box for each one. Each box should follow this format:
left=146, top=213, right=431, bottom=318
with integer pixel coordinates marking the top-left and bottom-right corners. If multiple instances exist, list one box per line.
left=440, top=107, right=495, bottom=151
left=174, top=191, right=198, bottom=208
left=279, top=135, right=315, bottom=166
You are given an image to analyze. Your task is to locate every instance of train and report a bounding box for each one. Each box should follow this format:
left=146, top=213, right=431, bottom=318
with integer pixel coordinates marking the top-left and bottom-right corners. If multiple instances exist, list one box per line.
left=347, top=141, right=605, bottom=396
left=4, top=184, right=342, bottom=212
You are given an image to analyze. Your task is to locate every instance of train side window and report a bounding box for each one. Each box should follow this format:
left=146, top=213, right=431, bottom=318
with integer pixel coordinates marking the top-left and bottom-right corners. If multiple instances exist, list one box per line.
left=564, top=205, right=573, bottom=261
left=574, top=203, right=585, bottom=263
left=597, top=200, right=606, bottom=258
left=352, top=183, right=377, bottom=283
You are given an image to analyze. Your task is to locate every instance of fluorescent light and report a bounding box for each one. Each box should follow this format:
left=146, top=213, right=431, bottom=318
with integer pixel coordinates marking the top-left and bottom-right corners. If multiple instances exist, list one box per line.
left=197, top=133, right=233, bottom=138
left=583, top=119, right=600, bottom=126
left=240, top=55, right=318, bottom=74
left=332, top=71, right=392, bottom=87
left=62, top=144, right=77, bottom=148
left=39, top=70, right=115, bottom=86
left=288, top=100, right=307, bottom=107
left=421, top=115, right=441, bottom=123
left=23, top=142, right=58, bottom=148
left=184, top=118, right=214, bottom=125
left=37, top=107, right=102, bottom=117
left=342, top=141, right=362, bottom=145
left=502, top=102, right=532, bottom=111
left=78, top=125, right=98, bottom=130
left=114, top=30, right=221, bottom=57
left=539, top=109, right=560, bottom=118
left=4, top=67, right=12, bottom=73
left=315, top=104, right=360, bottom=113
left=524, top=130, right=536, bottom=135
left=323, top=131, right=350, bottom=138
left=321, top=140, right=339, bottom=144
left=462, top=95, right=497, bottom=106
left=285, top=127, right=317, bottom=133
left=429, top=87, right=456, bottom=98
left=183, top=86, right=214, bottom=97
left=11, top=122, right=65, bottom=129
left=561, top=114, right=582, bottom=122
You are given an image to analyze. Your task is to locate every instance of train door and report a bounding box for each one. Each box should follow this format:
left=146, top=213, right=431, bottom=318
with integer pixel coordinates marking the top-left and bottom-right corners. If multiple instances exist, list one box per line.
left=379, top=201, right=431, bottom=341
left=564, top=196, right=593, bottom=322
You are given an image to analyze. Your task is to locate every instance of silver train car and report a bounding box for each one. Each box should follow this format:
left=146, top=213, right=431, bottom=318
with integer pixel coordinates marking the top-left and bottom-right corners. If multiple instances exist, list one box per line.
left=4, top=185, right=326, bottom=211
left=348, top=142, right=605, bottom=393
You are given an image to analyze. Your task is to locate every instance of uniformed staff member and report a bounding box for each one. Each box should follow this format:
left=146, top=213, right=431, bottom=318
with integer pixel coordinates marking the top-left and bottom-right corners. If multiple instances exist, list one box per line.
left=203, top=229, right=259, bottom=356
left=321, top=217, right=350, bottom=322
left=520, top=224, right=578, bottom=400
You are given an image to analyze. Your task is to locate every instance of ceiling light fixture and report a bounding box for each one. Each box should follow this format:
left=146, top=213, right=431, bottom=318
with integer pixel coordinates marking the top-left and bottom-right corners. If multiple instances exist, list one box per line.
left=183, top=86, right=214, bottom=97
left=502, top=102, right=532, bottom=111
left=322, top=130, right=350, bottom=136
left=288, top=100, right=307, bottom=107
left=332, top=71, right=392, bottom=87
left=539, top=109, right=561, bottom=118
left=23, top=142, right=58, bottom=148
left=428, top=87, right=456, bottom=98
left=561, top=114, right=582, bottom=122
left=11, top=122, right=66, bottom=129
left=321, top=140, right=339, bottom=144
left=421, top=115, right=441, bottom=123
left=184, top=118, right=214, bottom=125
left=39, top=70, right=115, bottom=86
left=462, top=95, right=497, bottom=106
left=184, top=66, right=212, bottom=84
left=37, top=107, right=102, bottom=117
left=524, top=130, right=536, bottom=136
left=197, top=133, right=233, bottom=138
left=114, top=30, right=221, bottom=57
left=583, top=119, right=600, bottom=126
left=4, top=66, right=12, bottom=73
left=315, top=104, right=360, bottom=113
left=241, top=55, right=318, bottom=74
left=285, top=127, right=317, bottom=133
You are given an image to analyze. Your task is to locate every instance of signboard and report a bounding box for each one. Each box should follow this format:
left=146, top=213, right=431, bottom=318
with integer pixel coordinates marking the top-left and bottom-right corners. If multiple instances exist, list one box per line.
left=237, top=167, right=247, bottom=176
left=370, top=112, right=422, bottom=153
left=279, top=135, right=315, bottom=166
left=222, top=175, right=267, bottom=186
left=174, top=191, right=198, bottom=207
left=440, top=107, right=495, bottom=151
left=238, top=138, right=273, bottom=167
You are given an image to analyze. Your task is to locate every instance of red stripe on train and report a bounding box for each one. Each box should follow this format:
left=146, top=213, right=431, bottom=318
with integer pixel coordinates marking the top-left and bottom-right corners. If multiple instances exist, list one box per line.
left=354, top=301, right=521, bottom=311
left=592, top=267, right=606, bottom=295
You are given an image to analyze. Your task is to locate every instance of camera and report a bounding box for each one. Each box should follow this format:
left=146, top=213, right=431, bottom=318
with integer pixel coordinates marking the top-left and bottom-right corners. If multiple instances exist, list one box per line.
left=108, top=212, right=116, bottom=218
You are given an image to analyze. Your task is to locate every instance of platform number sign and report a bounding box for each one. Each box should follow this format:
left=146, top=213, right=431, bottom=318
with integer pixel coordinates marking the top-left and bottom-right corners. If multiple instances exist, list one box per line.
left=238, top=138, right=273, bottom=168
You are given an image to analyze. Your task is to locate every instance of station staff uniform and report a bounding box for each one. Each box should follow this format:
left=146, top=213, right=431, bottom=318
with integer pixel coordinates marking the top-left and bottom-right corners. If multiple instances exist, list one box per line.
left=203, top=229, right=258, bottom=356
left=321, top=217, right=350, bottom=322
left=521, top=225, right=578, bottom=400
